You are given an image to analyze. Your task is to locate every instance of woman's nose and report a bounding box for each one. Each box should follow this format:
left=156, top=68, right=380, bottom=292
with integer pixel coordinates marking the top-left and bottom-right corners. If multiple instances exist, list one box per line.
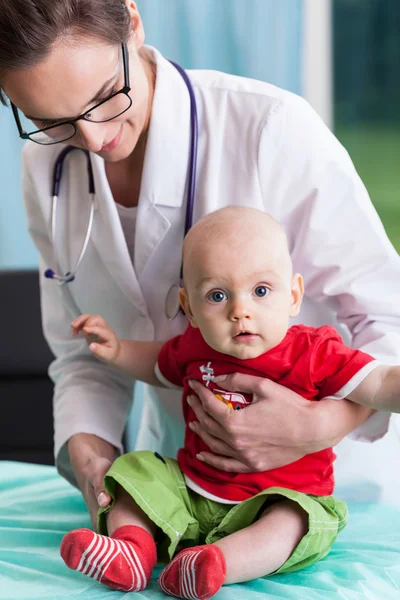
left=75, top=120, right=105, bottom=152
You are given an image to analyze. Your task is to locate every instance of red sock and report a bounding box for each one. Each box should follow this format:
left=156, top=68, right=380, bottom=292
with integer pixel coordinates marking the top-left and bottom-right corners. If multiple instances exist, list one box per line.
left=159, top=545, right=226, bottom=600
left=60, top=525, right=157, bottom=592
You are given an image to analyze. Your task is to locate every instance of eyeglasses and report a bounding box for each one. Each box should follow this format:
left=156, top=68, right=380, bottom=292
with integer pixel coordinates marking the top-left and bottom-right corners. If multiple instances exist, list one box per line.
left=11, top=43, right=132, bottom=146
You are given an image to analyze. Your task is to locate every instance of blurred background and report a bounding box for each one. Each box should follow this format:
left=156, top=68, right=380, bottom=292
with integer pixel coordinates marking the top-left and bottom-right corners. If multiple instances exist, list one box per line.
left=0, top=1, right=399, bottom=481
left=0, top=0, right=398, bottom=267
left=334, top=0, right=400, bottom=249
left=1, top=0, right=399, bottom=266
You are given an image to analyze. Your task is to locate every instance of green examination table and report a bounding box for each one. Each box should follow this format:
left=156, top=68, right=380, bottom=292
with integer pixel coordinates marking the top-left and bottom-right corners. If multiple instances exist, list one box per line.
left=1, top=461, right=400, bottom=600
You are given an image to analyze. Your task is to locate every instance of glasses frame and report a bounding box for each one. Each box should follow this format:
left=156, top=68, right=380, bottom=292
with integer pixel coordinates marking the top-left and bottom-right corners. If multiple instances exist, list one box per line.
left=11, top=42, right=132, bottom=146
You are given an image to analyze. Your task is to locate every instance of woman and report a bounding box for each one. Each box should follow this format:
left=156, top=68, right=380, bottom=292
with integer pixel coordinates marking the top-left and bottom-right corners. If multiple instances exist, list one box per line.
left=1, top=0, right=399, bottom=528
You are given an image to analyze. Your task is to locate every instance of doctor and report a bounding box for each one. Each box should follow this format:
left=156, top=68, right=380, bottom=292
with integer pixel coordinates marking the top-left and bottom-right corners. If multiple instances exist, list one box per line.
left=1, top=0, right=400, bottom=526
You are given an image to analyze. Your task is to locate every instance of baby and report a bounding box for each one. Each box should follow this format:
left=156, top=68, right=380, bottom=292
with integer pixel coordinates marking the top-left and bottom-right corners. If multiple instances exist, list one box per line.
left=60, top=207, right=398, bottom=599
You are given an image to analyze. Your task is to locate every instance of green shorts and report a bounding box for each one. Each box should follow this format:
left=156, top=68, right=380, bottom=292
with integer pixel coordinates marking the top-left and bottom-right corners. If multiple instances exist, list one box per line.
left=98, top=450, right=348, bottom=575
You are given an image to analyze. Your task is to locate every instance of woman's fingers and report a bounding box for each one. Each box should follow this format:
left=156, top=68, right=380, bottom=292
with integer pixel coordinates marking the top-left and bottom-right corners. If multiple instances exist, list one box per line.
left=67, top=435, right=116, bottom=529
left=187, top=394, right=233, bottom=444
left=96, top=489, right=112, bottom=507
left=211, top=373, right=272, bottom=397
left=80, top=459, right=113, bottom=528
left=188, top=381, right=236, bottom=427
left=189, top=420, right=237, bottom=457
left=88, top=458, right=113, bottom=507
left=196, top=452, right=251, bottom=473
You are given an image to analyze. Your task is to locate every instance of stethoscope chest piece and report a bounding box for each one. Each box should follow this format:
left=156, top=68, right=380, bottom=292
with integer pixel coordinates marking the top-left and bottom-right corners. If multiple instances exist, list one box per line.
left=165, top=284, right=181, bottom=320
left=46, top=146, right=95, bottom=285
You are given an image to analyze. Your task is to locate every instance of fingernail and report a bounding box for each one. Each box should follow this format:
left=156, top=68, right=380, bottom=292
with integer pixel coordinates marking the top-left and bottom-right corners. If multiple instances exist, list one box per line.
left=189, top=380, right=197, bottom=389
left=97, top=492, right=108, bottom=506
left=187, top=396, right=192, bottom=406
left=196, top=454, right=205, bottom=462
left=89, top=343, right=97, bottom=351
left=188, top=421, right=195, bottom=431
left=213, top=375, right=226, bottom=383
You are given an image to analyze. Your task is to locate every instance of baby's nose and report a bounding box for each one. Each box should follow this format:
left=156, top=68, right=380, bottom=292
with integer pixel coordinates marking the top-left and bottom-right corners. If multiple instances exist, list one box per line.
left=228, top=299, right=251, bottom=321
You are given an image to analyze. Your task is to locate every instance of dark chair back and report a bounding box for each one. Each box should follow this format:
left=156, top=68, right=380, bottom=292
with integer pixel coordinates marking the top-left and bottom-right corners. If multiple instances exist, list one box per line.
left=0, top=270, right=55, bottom=464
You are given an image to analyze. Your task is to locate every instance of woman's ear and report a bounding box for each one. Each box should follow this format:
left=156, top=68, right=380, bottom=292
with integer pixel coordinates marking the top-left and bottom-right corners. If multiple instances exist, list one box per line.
left=125, top=1, right=145, bottom=49
left=289, top=273, right=304, bottom=317
left=179, top=288, right=198, bottom=328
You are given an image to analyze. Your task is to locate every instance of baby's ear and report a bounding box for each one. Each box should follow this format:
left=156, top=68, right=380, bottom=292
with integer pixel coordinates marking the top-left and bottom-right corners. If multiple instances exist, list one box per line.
left=289, top=273, right=304, bottom=317
left=179, top=288, right=199, bottom=328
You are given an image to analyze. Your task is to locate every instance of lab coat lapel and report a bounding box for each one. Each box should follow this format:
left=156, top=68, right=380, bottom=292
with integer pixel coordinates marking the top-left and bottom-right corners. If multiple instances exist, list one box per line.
left=89, top=154, right=145, bottom=308
left=134, top=48, right=191, bottom=279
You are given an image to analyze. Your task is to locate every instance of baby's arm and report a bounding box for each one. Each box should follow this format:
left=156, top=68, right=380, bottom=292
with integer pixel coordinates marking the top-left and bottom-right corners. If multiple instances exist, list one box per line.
left=71, top=314, right=164, bottom=387
left=347, top=365, right=400, bottom=413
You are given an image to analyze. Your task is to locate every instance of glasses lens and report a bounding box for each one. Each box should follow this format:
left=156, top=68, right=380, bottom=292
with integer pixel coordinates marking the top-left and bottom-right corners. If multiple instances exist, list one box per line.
left=29, top=124, right=76, bottom=145
left=16, top=110, right=75, bottom=145
left=84, top=92, right=132, bottom=123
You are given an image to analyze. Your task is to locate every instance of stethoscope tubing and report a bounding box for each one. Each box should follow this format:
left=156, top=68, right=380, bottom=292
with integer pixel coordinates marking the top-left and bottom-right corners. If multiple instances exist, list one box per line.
left=45, top=61, right=198, bottom=317
left=45, top=147, right=96, bottom=285
left=169, top=61, right=199, bottom=276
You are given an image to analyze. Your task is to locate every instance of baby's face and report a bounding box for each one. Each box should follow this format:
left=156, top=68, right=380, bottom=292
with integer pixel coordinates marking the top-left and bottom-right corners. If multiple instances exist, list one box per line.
left=181, top=231, right=303, bottom=360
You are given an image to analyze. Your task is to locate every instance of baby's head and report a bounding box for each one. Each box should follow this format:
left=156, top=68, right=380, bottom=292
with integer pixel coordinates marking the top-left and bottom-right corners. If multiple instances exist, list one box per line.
left=179, top=206, right=304, bottom=359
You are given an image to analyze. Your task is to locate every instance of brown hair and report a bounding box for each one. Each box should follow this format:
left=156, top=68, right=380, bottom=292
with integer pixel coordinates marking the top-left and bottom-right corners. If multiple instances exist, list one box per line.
left=0, top=0, right=131, bottom=104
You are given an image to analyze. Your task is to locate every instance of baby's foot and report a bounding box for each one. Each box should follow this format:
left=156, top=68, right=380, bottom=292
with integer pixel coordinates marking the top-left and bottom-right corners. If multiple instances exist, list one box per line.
left=159, top=544, right=226, bottom=599
left=60, top=525, right=156, bottom=592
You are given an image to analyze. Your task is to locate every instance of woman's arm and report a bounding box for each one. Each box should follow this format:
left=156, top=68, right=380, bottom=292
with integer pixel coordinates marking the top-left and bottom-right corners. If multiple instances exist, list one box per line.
left=22, top=146, right=134, bottom=494
left=258, top=93, right=400, bottom=443
left=347, top=365, right=400, bottom=413
left=186, top=375, right=374, bottom=472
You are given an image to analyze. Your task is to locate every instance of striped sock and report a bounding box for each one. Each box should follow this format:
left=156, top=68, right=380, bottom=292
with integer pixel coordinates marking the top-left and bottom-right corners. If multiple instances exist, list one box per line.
left=60, top=525, right=157, bottom=592
left=159, top=545, right=226, bottom=600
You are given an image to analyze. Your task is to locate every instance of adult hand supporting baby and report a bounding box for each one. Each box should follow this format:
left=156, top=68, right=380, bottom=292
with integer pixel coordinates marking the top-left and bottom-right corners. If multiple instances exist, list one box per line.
left=187, top=375, right=374, bottom=473
left=68, top=433, right=116, bottom=529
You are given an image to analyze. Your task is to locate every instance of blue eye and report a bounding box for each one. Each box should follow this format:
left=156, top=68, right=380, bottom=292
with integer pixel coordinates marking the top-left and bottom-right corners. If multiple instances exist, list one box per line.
left=254, top=286, right=269, bottom=298
left=208, top=291, right=227, bottom=303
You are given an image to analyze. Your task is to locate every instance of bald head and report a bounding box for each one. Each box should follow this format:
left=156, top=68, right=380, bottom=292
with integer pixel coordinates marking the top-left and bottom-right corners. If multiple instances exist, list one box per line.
left=182, top=206, right=292, bottom=288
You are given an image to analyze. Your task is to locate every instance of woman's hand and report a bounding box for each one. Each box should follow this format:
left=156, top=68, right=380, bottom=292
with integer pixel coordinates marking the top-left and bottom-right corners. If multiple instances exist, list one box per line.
left=187, top=374, right=374, bottom=473
left=68, top=433, right=117, bottom=529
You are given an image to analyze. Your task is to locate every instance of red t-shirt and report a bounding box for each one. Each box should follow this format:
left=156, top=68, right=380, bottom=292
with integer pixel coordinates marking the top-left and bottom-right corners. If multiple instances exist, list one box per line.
left=156, top=324, right=375, bottom=500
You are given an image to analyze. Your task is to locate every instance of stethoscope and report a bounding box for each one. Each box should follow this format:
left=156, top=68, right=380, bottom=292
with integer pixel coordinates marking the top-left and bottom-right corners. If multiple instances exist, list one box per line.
left=45, top=61, right=198, bottom=320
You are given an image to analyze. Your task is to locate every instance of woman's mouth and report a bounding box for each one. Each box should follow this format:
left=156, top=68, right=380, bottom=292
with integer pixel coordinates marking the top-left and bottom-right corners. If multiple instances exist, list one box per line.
left=101, top=125, right=123, bottom=152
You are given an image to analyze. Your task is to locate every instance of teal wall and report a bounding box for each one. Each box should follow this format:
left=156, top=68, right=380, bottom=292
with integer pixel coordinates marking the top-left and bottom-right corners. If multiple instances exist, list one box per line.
left=139, top=0, right=302, bottom=91
left=0, top=115, right=38, bottom=268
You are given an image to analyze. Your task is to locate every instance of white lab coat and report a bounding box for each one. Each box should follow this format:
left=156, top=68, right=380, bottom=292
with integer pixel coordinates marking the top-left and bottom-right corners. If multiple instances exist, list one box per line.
left=23, top=47, right=400, bottom=498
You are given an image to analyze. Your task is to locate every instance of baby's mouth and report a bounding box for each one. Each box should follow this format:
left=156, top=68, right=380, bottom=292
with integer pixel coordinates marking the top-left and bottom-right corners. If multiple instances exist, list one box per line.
left=233, top=331, right=258, bottom=342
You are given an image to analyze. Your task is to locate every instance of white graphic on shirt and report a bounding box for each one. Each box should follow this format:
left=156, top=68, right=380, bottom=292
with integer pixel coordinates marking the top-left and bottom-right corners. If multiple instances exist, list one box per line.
left=199, top=362, right=214, bottom=387
left=198, top=362, right=249, bottom=409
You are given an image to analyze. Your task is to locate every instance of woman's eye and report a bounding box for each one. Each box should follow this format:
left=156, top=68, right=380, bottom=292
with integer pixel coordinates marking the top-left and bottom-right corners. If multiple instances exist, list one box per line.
left=208, top=291, right=227, bottom=303
left=254, top=286, right=269, bottom=298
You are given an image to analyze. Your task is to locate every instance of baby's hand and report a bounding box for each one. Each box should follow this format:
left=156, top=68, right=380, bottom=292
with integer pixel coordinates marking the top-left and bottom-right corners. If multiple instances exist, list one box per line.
left=71, top=314, right=121, bottom=364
